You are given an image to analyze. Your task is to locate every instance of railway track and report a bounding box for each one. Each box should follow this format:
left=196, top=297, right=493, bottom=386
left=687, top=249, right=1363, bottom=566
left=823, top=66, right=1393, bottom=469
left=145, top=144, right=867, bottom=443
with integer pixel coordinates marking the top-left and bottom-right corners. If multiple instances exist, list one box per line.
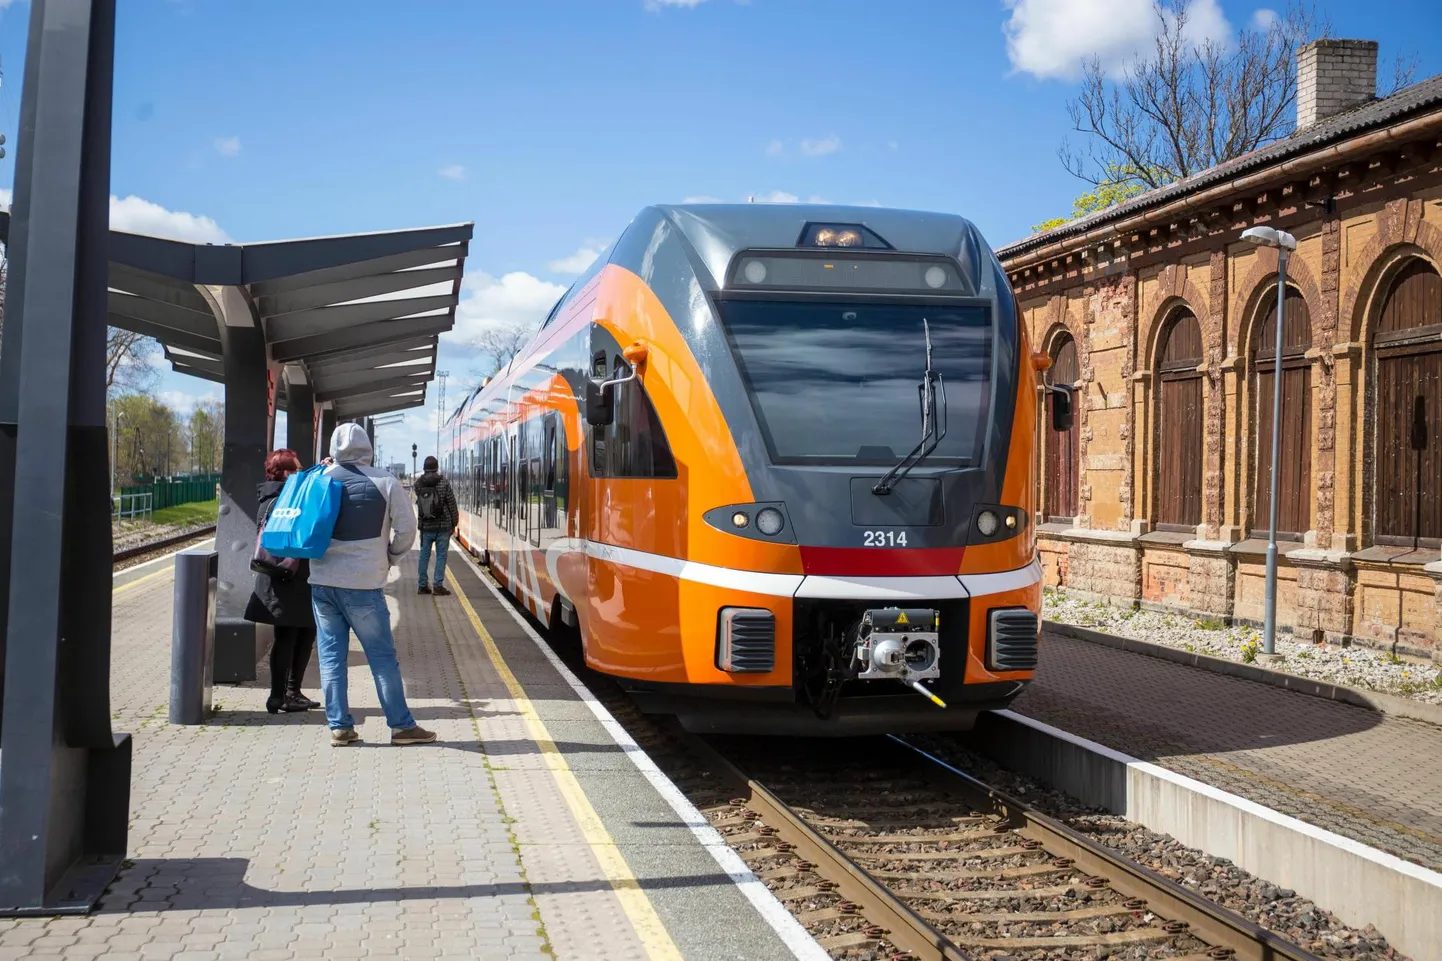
left=112, top=525, right=217, bottom=566
left=683, top=732, right=1323, bottom=961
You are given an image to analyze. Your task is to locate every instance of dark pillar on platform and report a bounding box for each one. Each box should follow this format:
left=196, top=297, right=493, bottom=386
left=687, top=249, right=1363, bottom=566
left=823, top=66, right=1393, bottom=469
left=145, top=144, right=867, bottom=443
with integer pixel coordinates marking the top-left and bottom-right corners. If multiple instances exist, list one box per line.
left=364, top=417, right=376, bottom=448
left=0, top=0, right=131, bottom=917
left=285, top=371, right=315, bottom=469
left=318, top=407, right=337, bottom=462
left=212, top=307, right=268, bottom=684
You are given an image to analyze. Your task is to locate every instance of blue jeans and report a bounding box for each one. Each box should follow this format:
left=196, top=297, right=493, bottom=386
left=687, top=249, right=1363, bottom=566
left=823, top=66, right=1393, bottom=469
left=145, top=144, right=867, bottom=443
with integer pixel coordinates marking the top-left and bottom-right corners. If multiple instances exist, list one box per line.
left=311, top=585, right=418, bottom=732
left=418, top=530, right=451, bottom=588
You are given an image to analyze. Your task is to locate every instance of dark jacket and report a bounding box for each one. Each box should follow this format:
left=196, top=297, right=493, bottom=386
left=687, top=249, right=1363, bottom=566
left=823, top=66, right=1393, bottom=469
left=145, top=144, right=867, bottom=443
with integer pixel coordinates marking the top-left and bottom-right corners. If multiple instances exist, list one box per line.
left=414, top=471, right=459, bottom=532
left=243, top=480, right=315, bottom=628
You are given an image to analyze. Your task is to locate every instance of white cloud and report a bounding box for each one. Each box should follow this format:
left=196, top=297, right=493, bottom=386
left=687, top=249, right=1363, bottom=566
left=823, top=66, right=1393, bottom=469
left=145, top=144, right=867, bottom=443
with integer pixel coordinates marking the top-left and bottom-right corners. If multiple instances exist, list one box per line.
left=446, top=271, right=567, bottom=348
left=854, top=199, right=884, bottom=207
left=682, top=194, right=724, bottom=204
left=751, top=190, right=799, bottom=204
left=109, top=195, right=231, bottom=243
left=765, top=139, right=785, bottom=158
left=1003, top=0, right=1231, bottom=81
left=800, top=135, right=841, bottom=157
left=438, top=164, right=466, bottom=181
left=213, top=136, right=241, bottom=158
left=0, top=190, right=229, bottom=244
left=157, top=388, right=220, bottom=416
left=807, top=195, right=830, bottom=204
left=887, top=140, right=900, bottom=151
left=1251, top=8, right=1279, bottom=30
left=547, top=239, right=611, bottom=275
left=645, top=0, right=707, bottom=8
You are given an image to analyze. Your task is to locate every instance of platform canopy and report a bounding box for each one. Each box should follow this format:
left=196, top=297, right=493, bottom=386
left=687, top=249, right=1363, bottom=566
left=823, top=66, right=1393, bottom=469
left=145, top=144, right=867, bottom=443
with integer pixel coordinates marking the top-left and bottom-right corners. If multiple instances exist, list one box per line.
left=1, top=214, right=472, bottom=420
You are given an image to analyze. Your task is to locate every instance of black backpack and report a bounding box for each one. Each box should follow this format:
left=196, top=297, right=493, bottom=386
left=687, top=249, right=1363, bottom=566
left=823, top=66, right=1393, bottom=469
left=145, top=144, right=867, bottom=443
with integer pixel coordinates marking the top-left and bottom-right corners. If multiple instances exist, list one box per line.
left=417, top=484, right=440, bottom=521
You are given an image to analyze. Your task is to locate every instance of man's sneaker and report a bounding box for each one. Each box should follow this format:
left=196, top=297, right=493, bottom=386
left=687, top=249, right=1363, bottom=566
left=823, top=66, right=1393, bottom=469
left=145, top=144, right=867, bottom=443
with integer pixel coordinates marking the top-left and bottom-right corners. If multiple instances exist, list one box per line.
left=330, top=728, right=360, bottom=747
left=391, top=725, right=437, bottom=745
left=431, top=584, right=452, bottom=597
left=417, top=585, right=431, bottom=595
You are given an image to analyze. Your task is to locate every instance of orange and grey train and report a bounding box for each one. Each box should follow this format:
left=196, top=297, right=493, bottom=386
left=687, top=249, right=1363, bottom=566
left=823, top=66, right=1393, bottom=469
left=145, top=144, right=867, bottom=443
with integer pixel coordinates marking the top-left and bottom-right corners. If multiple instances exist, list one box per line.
left=445, top=203, right=1072, bottom=735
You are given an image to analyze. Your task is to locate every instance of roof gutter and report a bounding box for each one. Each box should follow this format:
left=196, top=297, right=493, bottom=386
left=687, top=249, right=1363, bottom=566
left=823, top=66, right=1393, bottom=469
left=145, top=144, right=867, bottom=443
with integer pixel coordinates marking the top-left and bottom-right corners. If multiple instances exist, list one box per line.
left=998, top=106, right=1442, bottom=273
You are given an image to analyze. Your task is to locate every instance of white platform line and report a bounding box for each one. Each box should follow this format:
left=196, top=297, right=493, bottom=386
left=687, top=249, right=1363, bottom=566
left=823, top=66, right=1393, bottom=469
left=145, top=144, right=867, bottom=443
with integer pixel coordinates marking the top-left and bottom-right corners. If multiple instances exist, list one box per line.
left=113, top=537, right=216, bottom=580
left=456, top=550, right=829, bottom=961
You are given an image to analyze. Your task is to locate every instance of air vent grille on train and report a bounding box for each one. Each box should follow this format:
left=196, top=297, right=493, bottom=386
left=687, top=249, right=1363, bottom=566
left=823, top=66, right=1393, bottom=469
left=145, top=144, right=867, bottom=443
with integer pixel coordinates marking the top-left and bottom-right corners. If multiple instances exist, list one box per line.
left=716, top=608, right=776, bottom=673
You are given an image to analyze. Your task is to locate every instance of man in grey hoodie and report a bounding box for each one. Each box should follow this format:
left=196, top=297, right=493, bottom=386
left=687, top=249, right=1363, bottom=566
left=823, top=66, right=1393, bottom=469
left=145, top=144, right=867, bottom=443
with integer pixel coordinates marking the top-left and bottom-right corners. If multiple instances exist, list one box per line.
left=310, top=423, right=436, bottom=746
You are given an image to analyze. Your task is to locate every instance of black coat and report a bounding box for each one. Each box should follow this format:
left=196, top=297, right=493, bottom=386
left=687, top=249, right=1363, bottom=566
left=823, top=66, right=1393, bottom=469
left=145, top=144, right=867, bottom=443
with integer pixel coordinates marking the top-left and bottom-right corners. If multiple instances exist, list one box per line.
left=243, top=480, right=315, bottom=628
left=414, top=471, right=459, bottom=532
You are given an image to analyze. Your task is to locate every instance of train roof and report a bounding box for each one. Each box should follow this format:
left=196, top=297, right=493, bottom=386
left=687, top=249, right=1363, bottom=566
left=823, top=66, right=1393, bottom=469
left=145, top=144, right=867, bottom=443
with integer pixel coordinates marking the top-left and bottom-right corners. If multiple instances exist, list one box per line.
left=645, top=203, right=996, bottom=297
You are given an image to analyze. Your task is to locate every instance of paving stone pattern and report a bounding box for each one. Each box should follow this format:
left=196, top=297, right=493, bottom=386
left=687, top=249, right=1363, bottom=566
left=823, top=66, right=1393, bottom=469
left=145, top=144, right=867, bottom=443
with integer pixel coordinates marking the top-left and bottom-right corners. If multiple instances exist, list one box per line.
left=1016, top=632, right=1442, bottom=870
left=0, top=563, right=644, bottom=960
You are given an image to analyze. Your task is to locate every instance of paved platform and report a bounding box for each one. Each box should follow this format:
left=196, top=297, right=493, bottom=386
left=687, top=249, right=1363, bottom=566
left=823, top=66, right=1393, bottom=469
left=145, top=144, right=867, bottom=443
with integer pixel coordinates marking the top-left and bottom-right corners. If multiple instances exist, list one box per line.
left=1015, top=631, right=1442, bottom=870
left=0, top=544, right=820, bottom=961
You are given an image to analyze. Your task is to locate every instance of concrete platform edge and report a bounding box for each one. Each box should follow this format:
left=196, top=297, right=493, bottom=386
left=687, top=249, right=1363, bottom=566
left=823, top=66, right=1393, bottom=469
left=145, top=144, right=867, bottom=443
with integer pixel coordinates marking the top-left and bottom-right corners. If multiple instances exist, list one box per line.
left=1044, top=620, right=1442, bottom=728
left=455, top=550, right=830, bottom=961
left=967, top=708, right=1442, bottom=961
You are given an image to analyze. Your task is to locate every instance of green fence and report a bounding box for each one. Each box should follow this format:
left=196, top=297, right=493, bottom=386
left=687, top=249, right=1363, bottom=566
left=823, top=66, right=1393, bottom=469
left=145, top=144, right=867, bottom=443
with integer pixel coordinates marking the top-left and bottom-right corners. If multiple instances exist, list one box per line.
left=117, top=474, right=220, bottom=512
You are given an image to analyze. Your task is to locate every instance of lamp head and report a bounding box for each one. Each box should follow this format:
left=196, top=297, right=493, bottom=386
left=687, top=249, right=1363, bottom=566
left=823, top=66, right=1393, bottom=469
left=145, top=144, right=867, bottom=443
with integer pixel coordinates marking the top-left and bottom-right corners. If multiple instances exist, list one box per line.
left=1241, top=226, right=1297, bottom=251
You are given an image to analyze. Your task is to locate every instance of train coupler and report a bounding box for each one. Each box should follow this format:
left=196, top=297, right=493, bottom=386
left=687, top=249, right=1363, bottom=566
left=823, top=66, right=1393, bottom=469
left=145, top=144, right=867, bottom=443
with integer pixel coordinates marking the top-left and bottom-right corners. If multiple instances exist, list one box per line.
left=853, top=607, right=947, bottom=708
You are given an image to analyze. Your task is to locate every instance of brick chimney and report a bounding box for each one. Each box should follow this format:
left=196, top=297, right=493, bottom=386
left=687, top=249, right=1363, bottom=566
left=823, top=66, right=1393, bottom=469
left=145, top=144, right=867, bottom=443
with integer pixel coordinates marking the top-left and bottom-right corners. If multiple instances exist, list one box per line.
left=1296, top=39, right=1378, bottom=129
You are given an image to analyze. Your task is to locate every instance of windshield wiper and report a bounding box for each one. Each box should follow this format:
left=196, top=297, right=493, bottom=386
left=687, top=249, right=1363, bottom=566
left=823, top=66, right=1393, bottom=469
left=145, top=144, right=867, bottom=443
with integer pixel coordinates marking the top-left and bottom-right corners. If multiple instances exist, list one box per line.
left=873, top=318, right=948, bottom=495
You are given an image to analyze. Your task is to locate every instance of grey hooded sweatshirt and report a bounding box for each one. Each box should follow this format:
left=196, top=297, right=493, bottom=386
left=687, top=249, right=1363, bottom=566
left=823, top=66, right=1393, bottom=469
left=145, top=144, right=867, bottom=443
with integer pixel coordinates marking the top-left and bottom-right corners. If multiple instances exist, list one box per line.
left=309, top=423, right=417, bottom=591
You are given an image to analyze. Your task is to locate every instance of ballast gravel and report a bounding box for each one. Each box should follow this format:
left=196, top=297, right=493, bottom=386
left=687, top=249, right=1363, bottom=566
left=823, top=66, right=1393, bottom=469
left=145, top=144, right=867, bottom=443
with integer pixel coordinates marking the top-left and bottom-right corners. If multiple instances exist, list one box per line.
left=1042, top=588, right=1442, bottom=706
left=911, top=733, right=1412, bottom=960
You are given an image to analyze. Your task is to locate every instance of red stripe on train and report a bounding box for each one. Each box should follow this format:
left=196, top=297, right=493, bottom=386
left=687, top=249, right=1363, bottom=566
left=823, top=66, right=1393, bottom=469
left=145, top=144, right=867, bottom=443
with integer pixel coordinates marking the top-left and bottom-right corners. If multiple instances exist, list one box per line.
left=798, top=546, right=966, bottom=577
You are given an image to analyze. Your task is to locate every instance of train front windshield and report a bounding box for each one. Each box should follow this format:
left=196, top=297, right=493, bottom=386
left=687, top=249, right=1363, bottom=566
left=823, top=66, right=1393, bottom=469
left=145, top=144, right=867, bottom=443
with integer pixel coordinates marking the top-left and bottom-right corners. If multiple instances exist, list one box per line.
left=718, top=300, right=993, bottom=467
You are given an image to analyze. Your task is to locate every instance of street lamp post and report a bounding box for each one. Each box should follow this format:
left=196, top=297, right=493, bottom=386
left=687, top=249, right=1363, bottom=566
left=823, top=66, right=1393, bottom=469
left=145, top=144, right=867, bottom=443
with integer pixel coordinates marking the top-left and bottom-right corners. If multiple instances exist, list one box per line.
left=1241, top=225, right=1298, bottom=657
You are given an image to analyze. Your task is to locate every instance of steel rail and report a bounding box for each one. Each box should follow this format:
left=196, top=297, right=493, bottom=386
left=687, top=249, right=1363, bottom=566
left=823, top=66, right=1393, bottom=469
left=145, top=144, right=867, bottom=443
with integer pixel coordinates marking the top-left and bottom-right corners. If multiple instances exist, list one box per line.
left=683, top=732, right=966, bottom=961
left=112, top=525, right=217, bottom=563
left=890, top=736, right=1325, bottom=961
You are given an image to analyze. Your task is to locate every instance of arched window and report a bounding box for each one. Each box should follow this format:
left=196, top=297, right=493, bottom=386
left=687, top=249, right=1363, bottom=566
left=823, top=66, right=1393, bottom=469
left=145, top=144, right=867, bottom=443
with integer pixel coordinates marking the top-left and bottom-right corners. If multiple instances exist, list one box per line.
left=1155, top=308, right=1204, bottom=531
left=1373, top=259, right=1442, bottom=547
left=1045, top=333, right=1080, bottom=522
left=1252, top=287, right=1312, bottom=540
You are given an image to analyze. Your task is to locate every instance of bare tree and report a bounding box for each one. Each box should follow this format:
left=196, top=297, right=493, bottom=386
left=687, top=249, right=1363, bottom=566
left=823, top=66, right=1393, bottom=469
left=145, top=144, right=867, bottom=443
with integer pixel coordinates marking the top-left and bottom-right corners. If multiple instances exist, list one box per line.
left=107, top=328, right=159, bottom=394
left=474, top=321, right=536, bottom=378
left=1061, top=1, right=1327, bottom=195
left=1380, top=51, right=1419, bottom=96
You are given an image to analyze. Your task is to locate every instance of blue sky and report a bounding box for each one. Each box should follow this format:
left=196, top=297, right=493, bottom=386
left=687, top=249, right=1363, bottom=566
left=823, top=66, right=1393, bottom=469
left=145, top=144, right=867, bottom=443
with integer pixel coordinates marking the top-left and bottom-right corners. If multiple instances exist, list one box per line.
left=0, top=0, right=1438, bottom=466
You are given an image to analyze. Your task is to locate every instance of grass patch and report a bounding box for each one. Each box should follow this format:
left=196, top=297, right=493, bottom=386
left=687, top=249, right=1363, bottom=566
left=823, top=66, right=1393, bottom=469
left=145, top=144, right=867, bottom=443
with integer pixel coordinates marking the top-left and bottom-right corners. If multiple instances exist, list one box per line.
left=152, top=499, right=218, bottom=527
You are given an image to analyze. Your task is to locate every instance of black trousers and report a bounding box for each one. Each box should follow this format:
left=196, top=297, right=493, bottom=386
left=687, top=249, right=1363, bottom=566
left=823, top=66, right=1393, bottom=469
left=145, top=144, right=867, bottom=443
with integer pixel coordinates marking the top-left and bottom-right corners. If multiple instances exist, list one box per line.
left=269, top=625, right=316, bottom=699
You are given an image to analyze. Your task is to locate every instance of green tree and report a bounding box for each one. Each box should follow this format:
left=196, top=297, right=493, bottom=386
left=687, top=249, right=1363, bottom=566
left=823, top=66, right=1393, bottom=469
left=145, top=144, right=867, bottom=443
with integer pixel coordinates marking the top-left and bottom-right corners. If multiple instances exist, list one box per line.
left=1031, top=164, right=1157, bottom=233
left=187, top=401, right=224, bottom=475
left=109, top=394, right=184, bottom=483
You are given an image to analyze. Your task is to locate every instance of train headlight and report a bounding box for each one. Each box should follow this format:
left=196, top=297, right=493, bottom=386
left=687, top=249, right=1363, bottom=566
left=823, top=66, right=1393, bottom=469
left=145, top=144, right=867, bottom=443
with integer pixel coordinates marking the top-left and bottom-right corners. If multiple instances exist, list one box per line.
left=924, top=265, right=947, bottom=288
left=976, top=510, right=999, bottom=537
left=756, top=508, right=785, bottom=536
left=1005, top=514, right=1017, bottom=530
left=731, top=512, right=750, bottom=529
left=742, top=260, right=768, bottom=284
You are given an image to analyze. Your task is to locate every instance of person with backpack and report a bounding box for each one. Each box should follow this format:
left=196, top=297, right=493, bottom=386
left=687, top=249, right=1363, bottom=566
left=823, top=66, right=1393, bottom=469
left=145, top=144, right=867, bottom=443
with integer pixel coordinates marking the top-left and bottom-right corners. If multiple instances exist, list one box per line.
left=309, top=423, right=435, bottom=747
left=245, top=448, right=319, bottom=715
left=414, top=455, right=460, bottom=597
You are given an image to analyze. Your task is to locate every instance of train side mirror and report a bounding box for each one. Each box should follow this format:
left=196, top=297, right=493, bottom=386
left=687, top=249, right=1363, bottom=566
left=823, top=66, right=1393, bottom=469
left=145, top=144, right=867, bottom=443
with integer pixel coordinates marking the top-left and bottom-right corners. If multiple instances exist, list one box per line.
left=586, top=379, right=614, bottom=427
left=1050, top=385, right=1074, bottom=432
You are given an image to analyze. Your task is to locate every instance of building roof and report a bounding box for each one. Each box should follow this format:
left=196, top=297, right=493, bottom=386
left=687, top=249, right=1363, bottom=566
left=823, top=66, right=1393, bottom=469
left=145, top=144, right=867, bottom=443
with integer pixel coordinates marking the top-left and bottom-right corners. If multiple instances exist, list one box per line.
left=996, top=72, right=1442, bottom=259
left=0, top=214, right=473, bottom=419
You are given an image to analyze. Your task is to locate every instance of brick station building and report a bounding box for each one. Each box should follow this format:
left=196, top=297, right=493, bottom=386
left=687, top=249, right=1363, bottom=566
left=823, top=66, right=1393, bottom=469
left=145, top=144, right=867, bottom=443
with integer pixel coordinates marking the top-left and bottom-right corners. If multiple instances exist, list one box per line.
left=999, top=40, right=1442, bottom=661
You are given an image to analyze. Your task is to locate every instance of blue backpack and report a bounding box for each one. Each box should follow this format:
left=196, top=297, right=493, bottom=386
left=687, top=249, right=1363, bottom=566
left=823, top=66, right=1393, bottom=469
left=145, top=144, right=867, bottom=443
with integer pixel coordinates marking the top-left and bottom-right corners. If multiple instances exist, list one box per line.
left=259, top=464, right=343, bottom=559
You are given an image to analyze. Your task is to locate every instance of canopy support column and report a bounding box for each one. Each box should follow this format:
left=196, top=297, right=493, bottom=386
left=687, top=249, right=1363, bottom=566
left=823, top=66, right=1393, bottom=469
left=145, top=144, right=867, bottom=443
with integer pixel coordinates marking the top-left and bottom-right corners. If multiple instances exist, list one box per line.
left=0, top=0, right=131, bottom=917
left=208, top=286, right=268, bottom=684
left=318, top=407, right=337, bottom=462
left=285, top=367, right=315, bottom=469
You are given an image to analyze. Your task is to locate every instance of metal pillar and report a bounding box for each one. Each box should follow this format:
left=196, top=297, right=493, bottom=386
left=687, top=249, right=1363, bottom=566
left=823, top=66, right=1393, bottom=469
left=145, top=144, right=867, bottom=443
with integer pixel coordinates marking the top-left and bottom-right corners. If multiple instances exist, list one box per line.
left=319, top=407, right=337, bottom=462
left=211, top=291, right=268, bottom=684
left=285, top=371, right=315, bottom=469
left=0, top=0, right=132, bottom=916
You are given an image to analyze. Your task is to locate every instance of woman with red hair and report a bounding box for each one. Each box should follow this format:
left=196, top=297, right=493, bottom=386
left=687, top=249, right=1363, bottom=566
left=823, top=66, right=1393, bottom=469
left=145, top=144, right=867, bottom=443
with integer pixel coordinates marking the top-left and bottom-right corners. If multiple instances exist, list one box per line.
left=245, top=448, right=320, bottom=714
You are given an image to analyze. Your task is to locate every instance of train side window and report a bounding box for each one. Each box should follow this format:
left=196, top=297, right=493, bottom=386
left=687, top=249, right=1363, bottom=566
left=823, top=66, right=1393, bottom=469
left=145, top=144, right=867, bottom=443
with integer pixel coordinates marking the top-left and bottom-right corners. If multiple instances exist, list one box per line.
left=605, top=356, right=678, bottom=479
left=543, top=414, right=557, bottom=492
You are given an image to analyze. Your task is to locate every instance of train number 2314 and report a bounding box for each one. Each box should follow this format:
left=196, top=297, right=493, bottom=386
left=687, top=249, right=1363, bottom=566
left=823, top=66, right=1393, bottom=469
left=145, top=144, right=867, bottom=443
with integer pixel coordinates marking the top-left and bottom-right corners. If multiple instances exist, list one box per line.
left=862, top=530, right=909, bottom=547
